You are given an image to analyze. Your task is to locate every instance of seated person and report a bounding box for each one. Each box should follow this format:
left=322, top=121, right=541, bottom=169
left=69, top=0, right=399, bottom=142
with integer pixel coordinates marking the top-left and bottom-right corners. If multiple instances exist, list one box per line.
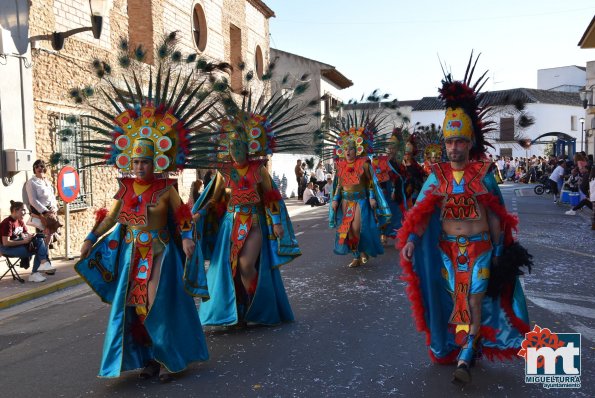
left=0, top=200, right=55, bottom=282
left=313, top=184, right=328, bottom=204
left=303, top=182, right=324, bottom=206
left=563, top=167, right=580, bottom=192
left=323, top=176, right=333, bottom=200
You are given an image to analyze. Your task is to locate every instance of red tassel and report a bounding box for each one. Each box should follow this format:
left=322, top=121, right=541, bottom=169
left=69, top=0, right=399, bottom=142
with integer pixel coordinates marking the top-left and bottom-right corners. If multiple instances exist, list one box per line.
left=263, top=189, right=282, bottom=205
left=175, top=202, right=192, bottom=225
left=94, top=207, right=108, bottom=225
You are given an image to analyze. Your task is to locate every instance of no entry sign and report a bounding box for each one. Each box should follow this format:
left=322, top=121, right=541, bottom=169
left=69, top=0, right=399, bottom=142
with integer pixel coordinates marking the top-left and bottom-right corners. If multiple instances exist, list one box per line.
left=57, top=166, right=80, bottom=203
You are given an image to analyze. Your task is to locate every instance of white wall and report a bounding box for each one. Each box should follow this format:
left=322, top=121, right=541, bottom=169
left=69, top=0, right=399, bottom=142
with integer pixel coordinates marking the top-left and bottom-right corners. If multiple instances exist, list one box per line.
left=410, top=109, right=444, bottom=131
left=489, top=103, right=584, bottom=157
left=0, top=1, right=36, bottom=218
left=270, top=153, right=321, bottom=199
left=537, top=66, right=585, bottom=91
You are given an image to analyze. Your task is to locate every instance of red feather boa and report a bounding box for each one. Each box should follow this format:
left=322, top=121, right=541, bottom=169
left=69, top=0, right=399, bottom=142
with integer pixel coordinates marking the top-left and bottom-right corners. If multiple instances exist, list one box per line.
left=94, top=207, right=108, bottom=226
left=174, top=202, right=192, bottom=225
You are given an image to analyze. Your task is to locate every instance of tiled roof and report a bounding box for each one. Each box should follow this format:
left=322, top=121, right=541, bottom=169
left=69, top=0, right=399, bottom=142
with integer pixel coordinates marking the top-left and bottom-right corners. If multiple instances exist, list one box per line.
left=344, top=99, right=419, bottom=110
left=413, top=88, right=581, bottom=111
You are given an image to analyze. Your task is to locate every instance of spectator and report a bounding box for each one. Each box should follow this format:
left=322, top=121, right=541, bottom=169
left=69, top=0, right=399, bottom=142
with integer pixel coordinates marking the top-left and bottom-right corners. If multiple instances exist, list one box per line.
left=563, top=167, right=580, bottom=192
left=303, top=182, right=324, bottom=206
left=315, top=162, right=326, bottom=190
left=0, top=200, right=54, bottom=282
left=313, top=184, right=327, bottom=204
left=295, top=159, right=305, bottom=200
left=565, top=160, right=594, bottom=218
left=496, top=156, right=505, bottom=180
left=323, top=176, right=333, bottom=199
left=25, top=159, right=62, bottom=249
left=548, top=160, right=565, bottom=203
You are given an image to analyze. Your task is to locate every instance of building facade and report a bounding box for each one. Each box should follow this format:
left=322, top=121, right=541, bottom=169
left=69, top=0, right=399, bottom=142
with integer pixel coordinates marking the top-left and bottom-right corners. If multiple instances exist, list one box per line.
left=411, top=88, right=583, bottom=159
left=0, top=0, right=274, bottom=255
left=578, top=16, right=595, bottom=157
left=269, top=48, right=353, bottom=198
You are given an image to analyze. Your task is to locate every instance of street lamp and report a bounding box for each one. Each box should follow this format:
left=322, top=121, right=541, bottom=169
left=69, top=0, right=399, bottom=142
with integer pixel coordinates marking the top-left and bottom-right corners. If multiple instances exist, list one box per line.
left=29, top=0, right=110, bottom=51
left=580, top=117, right=585, bottom=152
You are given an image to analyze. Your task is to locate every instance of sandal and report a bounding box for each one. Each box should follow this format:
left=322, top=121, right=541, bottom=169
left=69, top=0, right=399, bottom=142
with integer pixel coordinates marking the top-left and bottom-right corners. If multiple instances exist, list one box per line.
left=139, top=361, right=160, bottom=379
left=159, top=367, right=173, bottom=384
left=452, top=363, right=472, bottom=384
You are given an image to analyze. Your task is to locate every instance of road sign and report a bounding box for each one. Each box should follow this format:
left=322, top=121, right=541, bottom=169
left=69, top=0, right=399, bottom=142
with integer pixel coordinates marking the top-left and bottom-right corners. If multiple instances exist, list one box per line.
left=57, top=165, right=80, bottom=203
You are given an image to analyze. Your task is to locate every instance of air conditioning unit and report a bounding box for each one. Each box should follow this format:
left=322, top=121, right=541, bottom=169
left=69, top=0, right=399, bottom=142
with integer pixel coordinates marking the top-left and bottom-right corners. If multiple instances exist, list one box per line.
left=4, top=149, right=33, bottom=172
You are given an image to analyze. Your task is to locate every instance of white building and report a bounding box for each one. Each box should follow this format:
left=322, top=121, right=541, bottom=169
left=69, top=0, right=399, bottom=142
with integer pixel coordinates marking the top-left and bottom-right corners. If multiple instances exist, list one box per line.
left=578, top=16, right=595, bottom=157
left=411, top=88, right=583, bottom=158
left=537, top=65, right=586, bottom=92
left=269, top=48, right=353, bottom=198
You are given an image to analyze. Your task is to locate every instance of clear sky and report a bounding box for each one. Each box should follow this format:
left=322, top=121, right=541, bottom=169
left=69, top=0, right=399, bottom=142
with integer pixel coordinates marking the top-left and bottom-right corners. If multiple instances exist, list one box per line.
left=266, top=0, right=595, bottom=102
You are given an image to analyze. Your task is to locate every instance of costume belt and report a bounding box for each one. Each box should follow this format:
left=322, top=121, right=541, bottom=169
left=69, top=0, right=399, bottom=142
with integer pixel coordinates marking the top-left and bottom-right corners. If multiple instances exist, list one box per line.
left=440, top=232, right=490, bottom=244
left=341, top=190, right=366, bottom=201
left=227, top=204, right=260, bottom=214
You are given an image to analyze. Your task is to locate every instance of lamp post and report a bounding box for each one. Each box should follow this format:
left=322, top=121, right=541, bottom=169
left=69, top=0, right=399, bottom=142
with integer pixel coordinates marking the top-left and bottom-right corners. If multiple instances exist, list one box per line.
left=580, top=117, right=585, bottom=152
left=29, top=0, right=110, bottom=51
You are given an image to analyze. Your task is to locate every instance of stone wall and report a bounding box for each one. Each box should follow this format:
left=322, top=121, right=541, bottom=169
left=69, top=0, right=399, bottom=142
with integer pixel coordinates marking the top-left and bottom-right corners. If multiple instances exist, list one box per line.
left=27, top=0, right=272, bottom=257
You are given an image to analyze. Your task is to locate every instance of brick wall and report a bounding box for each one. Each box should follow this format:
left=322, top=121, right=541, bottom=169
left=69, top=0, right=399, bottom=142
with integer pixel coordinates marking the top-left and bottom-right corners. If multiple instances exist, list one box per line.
left=27, top=0, right=273, bottom=257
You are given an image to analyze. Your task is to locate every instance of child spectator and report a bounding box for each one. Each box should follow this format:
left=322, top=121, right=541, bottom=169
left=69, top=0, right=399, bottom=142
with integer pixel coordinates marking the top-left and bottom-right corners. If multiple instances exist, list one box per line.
left=0, top=200, right=54, bottom=282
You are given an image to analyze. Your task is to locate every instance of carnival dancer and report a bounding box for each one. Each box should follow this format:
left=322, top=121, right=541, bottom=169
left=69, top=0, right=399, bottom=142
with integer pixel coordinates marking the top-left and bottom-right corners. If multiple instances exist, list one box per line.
left=326, top=102, right=392, bottom=268
left=414, top=123, right=445, bottom=176
left=191, top=72, right=315, bottom=327
left=397, top=53, right=533, bottom=385
left=73, top=33, right=226, bottom=381
left=371, top=132, right=406, bottom=244
left=401, top=136, right=427, bottom=208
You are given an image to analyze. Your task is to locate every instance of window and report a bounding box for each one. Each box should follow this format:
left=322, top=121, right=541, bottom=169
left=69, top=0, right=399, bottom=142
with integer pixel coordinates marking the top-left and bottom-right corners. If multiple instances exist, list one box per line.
left=54, top=113, right=93, bottom=210
left=254, top=45, right=263, bottom=79
left=570, top=115, right=577, bottom=131
left=128, top=0, right=154, bottom=64
left=192, top=2, right=207, bottom=52
left=499, top=117, right=515, bottom=141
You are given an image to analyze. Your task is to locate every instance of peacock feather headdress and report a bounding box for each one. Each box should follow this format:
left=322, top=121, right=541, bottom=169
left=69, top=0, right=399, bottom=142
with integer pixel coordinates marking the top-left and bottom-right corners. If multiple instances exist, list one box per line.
left=59, top=32, right=230, bottom=173
left=413, top=123, right=445, bottom=163
left=209, top=63, right=322, bottom=164
left=322, top=91, right=399, bottom=161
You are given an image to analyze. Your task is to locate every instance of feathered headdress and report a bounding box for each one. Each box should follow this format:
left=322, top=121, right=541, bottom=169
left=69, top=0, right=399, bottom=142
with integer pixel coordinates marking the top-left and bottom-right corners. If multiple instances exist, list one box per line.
left=438, top=51, right=534, bottom=160
left=388, top=126, right=410, bottom=162
left=209, top=64, right=321, bottom=164
left=59, top=32, right=230, bottom=172
left=438, top=52, right=494, bottom=160
left=322, top=91, right=399, bottom=160
left=413, top=123, right=445, bottom=163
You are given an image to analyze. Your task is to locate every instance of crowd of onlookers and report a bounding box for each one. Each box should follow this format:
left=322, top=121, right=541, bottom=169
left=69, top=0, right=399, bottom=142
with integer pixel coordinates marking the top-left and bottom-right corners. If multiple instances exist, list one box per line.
left=490, top=152, right=595, bottom=230
left=295, top=159, right=334, bottom=207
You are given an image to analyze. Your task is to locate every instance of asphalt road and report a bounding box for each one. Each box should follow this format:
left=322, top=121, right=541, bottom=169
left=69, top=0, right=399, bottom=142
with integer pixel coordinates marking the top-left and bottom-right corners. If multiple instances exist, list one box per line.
left=0, top=185, right=593, bottom=397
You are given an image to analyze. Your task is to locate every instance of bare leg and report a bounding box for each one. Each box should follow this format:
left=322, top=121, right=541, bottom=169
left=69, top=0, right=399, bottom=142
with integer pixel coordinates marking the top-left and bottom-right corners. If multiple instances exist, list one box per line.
left=146, top=248, right=164, bottom=311
left=237, top=220, right=263, bottom=293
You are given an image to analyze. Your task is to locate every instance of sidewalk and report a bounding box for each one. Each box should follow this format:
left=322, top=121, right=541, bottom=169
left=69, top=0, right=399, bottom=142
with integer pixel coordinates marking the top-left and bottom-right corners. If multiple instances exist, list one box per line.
left=0, top=197, right=318, bottom=309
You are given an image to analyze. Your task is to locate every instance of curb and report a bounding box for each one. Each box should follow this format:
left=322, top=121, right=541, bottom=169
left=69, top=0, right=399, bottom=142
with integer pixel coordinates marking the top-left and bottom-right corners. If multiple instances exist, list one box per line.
left=0, top=204, right=319, bottom=310
left=0, top=275, right=84, bottom=310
